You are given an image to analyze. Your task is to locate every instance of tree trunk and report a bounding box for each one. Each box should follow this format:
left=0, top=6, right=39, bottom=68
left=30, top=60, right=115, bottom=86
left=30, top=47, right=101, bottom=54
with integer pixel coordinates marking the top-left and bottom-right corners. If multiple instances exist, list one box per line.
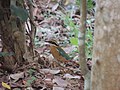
left=91, top=0, right=120, bottom=90
left=0, top=0, right=26, bottom=72
left=79, top=0, right=91, bottom=90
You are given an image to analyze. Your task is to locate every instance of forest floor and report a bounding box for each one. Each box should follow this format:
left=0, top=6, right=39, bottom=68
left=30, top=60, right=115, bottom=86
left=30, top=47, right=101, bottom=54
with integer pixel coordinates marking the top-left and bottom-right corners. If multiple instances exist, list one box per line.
left=0, top=0, right=94, bottom=90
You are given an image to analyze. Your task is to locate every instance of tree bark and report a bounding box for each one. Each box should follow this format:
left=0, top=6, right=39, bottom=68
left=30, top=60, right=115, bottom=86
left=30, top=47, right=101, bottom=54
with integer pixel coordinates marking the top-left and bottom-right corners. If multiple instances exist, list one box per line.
left=0, top=0, right=26, bottom=72
left=91, top=0, right=120, bottom=90
left=79, top=0, right=91, bottom=90
left=27, top=0, right=36, bottom=58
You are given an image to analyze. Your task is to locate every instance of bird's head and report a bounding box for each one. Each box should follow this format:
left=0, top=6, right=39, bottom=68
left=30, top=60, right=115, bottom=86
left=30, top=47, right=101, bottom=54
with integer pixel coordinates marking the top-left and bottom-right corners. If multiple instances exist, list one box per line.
left=45, top=39, right=59, bottom=46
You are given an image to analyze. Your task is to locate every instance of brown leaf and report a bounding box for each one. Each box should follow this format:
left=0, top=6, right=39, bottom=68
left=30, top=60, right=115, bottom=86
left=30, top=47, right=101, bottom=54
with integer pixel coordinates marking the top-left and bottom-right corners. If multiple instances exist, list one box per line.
left=53, top=77, right=70, bottom=87
left=53, top=86, right=64, bottom=90
left=63, top=73, right=81, bottom=79
left=9, top=72, right=24, bottom=81
left=52, top=3, right=59, bottom=11
left=44, top=73, right=54, bottom=87
left=40, top=69, right=60, bottom=75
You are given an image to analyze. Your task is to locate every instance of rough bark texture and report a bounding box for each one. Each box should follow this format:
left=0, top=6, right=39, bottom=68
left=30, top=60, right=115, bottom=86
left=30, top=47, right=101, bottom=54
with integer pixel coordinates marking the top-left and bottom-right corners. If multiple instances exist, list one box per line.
left=0, top=0, right=26, bottom=72
left=27, top=0, right=36, bottom=57
left=0, top=0, right=15, bottom=72
left=91, top=0, right=120, bottom=90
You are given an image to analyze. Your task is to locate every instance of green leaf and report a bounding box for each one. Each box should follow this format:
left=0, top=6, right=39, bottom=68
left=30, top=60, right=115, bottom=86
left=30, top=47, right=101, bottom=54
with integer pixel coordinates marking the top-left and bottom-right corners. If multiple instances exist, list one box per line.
left=27, top=76, right=36, bottom=86
left=70, top=37, right=78, bottom=46
left=28, top=69, right=36, bottom=76
left=74, top=29, right=79, bottom=37
left=10, top=5, right=29, bottom=22
left=69, top=21, right=75, bottom=27
left=87, top=0, right=94, bottom=9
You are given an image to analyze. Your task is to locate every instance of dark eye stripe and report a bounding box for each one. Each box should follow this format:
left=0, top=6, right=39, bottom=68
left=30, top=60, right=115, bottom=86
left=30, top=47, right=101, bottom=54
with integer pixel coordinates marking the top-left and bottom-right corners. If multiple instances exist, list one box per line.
left=47, top=41, right=59, bottom=46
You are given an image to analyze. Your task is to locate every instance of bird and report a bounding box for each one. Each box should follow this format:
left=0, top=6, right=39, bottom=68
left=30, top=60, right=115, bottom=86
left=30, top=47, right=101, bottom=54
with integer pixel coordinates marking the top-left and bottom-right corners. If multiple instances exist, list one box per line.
left=45, top=39, right=71, bottom=63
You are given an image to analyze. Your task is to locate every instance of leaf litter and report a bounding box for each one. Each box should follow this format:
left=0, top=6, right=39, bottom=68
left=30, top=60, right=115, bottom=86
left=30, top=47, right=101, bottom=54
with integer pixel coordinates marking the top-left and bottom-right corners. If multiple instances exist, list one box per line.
left=0, top=0, right=94, bottom=90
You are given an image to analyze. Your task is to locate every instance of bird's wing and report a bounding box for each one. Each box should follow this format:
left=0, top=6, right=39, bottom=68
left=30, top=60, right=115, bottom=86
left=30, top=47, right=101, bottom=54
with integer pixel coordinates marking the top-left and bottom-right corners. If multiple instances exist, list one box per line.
left=56, top=47, right=71, bottom=60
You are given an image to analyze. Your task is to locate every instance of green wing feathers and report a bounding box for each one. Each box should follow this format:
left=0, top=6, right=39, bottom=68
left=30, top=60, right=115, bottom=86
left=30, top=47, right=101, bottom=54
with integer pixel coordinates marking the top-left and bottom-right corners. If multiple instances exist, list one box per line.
left=56, top=47, right=71, bottom=60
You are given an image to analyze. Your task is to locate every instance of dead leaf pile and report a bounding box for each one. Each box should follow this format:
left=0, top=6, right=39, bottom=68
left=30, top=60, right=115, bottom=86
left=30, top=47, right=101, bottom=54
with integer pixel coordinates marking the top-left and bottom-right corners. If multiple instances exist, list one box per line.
left=0, top=0, right=95, bottom=90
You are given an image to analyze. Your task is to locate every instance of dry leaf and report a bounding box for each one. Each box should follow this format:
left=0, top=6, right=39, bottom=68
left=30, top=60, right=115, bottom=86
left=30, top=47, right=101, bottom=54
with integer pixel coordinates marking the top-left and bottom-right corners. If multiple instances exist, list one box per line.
left=41, top=69, right=60, bottom=74
left=53, top=77, right=69, bottom=87
left=53, top=86, right=64, bottom=90
left=9, top=72, right=24, bottom=81
left=64, top=0, right=70, bottom=5
left=26, top=87, right=34, bottom=90
left=2, top=82, right=11, bottom=90
left=52, top=3, right=59, bottom=11
left=63, top=73, right=81, bottom=79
